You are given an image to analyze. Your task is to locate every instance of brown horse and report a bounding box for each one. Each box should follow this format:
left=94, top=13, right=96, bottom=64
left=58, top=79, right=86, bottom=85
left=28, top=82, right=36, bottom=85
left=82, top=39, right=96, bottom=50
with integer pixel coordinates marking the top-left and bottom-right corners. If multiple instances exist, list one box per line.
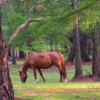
left=19, top=51, right=67, bottom=83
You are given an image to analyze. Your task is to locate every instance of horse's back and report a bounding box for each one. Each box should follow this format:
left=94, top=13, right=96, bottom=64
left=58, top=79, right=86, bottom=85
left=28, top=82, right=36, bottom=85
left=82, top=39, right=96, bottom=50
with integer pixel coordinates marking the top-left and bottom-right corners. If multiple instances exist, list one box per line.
left=48, top=51, right=65, bottom=66
left=27, top=51, right=52, bottom=68
left=30, top=51, right=65, bottom=61
left=27, top=51, right=65, bottom=68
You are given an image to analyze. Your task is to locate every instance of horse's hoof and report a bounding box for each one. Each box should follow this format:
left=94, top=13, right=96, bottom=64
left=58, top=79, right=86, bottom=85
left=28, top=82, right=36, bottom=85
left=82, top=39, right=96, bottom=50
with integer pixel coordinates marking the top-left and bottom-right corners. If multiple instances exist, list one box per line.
left=33, top=81, right=36, bottom=84
left=33, top=79, right=38, bottom=84
left=36, top=79, right=38, bottom=82
left=64, top=79, right=67, bottom=82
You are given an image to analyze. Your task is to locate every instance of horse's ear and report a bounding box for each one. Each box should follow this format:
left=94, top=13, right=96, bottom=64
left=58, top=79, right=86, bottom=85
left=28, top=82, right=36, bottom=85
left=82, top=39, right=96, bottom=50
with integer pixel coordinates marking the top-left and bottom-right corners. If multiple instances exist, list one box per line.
left=19, top=71, right=21, bottom=73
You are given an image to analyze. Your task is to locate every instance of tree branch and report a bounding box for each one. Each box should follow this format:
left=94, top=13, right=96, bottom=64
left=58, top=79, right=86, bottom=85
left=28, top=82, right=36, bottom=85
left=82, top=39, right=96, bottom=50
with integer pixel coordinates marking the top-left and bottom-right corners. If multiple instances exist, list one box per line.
left=57, top=4, right=91, bottom=22
left=7, top=17, right=46, bottom=50
left=28, top=5, right=35, bottom=18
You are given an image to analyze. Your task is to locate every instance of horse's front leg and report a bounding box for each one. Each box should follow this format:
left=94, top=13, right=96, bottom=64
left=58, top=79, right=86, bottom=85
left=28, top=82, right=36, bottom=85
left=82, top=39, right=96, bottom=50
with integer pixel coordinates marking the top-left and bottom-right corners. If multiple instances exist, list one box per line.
left=59, top=70, right=63, bottom=82
left=31, top=65, right=37, bottom=83
left=37, top=68, right=45, bottom=82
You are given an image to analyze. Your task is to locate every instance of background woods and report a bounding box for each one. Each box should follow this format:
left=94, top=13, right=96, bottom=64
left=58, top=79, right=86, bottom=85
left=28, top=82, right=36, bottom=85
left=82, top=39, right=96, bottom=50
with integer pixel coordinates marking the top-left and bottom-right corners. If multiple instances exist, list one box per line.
left=0, top=0, right=100, bottom=100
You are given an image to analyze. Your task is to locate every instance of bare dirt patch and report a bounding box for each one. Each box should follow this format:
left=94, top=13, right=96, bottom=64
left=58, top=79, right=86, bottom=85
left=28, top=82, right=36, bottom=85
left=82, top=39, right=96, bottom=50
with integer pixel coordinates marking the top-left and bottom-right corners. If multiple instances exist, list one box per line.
left=14, top=98, right=31, bottom=100
left=70, top=75, right=100, bottom=82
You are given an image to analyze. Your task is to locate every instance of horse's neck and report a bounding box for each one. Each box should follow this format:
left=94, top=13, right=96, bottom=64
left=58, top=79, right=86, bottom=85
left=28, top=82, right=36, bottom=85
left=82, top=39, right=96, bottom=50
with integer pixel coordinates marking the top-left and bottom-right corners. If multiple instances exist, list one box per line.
left=21, top=61, right=29, bottom=74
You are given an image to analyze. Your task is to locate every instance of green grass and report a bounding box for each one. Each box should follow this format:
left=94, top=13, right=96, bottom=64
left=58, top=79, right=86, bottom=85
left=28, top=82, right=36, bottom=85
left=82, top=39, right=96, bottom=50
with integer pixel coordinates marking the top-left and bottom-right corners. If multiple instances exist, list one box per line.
left=9, top=60, right=100, bottom=100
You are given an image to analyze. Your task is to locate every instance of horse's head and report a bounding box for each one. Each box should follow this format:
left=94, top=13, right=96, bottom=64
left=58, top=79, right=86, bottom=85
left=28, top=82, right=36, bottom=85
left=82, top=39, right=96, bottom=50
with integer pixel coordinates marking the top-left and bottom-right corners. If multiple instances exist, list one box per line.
left=19, top=71, right=27, bottom=83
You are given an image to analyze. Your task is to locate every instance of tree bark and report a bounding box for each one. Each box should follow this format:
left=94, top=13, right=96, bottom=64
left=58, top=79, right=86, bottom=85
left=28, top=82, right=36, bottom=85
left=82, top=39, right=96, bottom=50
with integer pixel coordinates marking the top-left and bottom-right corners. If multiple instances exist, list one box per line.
left=8, top=49, right=11, bottom=57
left=19, top=51, right=25, bottom=59
left=80, top=35, right=91, bottom=62
left=67, top=46, right=75, bottom=62
left=92, top=30, right=100, bottom=77
left=72, top=0, right=83, bottom=77
left=12, top=49, right=16, bottom=65
left=0, top=7, right=14, bottom=99
left=67, top=34, right=91, bottom=62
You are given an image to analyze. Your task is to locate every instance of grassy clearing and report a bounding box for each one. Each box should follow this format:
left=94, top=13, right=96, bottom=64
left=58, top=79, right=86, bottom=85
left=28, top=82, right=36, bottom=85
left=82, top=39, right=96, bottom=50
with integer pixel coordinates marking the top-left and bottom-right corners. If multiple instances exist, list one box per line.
left=9, top=60, right=100, bottom=100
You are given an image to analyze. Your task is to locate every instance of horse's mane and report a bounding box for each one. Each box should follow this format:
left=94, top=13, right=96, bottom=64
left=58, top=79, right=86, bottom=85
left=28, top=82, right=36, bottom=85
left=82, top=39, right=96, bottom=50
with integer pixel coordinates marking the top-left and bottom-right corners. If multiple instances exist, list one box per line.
left=21, top=59, right=29, bottom=73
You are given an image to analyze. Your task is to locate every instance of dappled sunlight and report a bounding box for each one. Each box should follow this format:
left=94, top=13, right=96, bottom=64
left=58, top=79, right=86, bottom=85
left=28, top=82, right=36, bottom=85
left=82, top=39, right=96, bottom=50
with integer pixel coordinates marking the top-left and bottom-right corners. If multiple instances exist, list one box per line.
left=14, top=83, right=100, bottom=100
left=19, top=89, right=38, bottom=96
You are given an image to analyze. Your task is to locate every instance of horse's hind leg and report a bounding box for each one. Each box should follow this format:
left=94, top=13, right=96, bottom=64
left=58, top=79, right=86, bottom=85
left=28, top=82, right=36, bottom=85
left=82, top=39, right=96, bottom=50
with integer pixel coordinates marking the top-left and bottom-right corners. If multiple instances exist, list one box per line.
left=59, top=68, right=67, bottom=82
left=54, top=65, right=63, bottom=82
left=56, top=65, right=67, bottom=82
left=61, top=68, right=67, bottom=82
left=37, top=68, right=45, bottom=82
left=54, top=63, right=65, bottom=82
left=61, top=63, right=67, bottom=82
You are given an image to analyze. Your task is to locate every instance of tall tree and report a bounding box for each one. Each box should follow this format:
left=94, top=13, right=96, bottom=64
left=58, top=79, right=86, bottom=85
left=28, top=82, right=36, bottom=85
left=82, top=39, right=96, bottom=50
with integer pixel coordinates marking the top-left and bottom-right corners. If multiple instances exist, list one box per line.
left=92, top=26, right=100, bottom=77
left=12, top=49, right=16, bottom=65
left=72, top=0, right=83, bottom=77
left=0, top=5, right=14, bottom=99
left=0, top=1, right=45, bottom=99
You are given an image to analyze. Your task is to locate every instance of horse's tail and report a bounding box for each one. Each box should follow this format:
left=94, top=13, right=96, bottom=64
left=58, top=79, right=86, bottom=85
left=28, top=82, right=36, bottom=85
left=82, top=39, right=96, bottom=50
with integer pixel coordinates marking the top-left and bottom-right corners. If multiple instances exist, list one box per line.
left=61, top=54, right=67, bottom=80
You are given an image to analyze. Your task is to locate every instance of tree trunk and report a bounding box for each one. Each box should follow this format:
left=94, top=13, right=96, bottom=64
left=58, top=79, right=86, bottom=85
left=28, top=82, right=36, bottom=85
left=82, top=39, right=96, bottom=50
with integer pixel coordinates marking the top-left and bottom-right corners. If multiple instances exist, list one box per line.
left=88, top=41, right=92, bottom=55
left=72, top=0, right=83, bottom=77
left=92, top=30, right=100, bottom=77
left=0, top=8, right=14, bottom=99
left=67, top=34, right=91, bottom=62
left=67, top=46, right=75, bottom=62
left=8, top=49, right=11, bottom=57
left=19, top=51, right=25, bottom=59
left=80, top=34, right=91, bottom=62
left=12, top=49, right=16, bottom=65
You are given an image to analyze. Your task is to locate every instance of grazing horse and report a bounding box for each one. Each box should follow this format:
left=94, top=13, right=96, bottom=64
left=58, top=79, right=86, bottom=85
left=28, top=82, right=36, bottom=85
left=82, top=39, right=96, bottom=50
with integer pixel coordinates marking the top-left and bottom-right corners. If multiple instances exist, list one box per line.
left=19, top=51, right=67, bottom=83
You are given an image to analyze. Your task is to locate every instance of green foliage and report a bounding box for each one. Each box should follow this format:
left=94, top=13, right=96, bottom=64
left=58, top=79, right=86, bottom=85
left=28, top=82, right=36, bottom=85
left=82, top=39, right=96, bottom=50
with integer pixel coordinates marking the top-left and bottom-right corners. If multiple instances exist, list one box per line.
left=3, top=35, right=9, bottom=44
left=11, top=30, right=28, bottom=48
left=2, top=0, right=100, bottom=53
left=19, top=45, right=31, bottom=53
left=79, top=0, right=100, bottom=32
left=2, top=25, right=9, bottom=31
left=28, top=0, right=100, bottom=39
left=31, top=41, right=48, bottom=51
left=2, top=1, right=27, bottom=47
left=2, top=0, right=72, bottom=52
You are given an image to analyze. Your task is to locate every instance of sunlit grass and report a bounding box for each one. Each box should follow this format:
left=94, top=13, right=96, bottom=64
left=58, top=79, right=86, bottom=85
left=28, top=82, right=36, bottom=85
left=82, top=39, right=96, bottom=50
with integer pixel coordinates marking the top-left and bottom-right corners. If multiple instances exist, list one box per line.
left=9, top=60, right=100, bottom=100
